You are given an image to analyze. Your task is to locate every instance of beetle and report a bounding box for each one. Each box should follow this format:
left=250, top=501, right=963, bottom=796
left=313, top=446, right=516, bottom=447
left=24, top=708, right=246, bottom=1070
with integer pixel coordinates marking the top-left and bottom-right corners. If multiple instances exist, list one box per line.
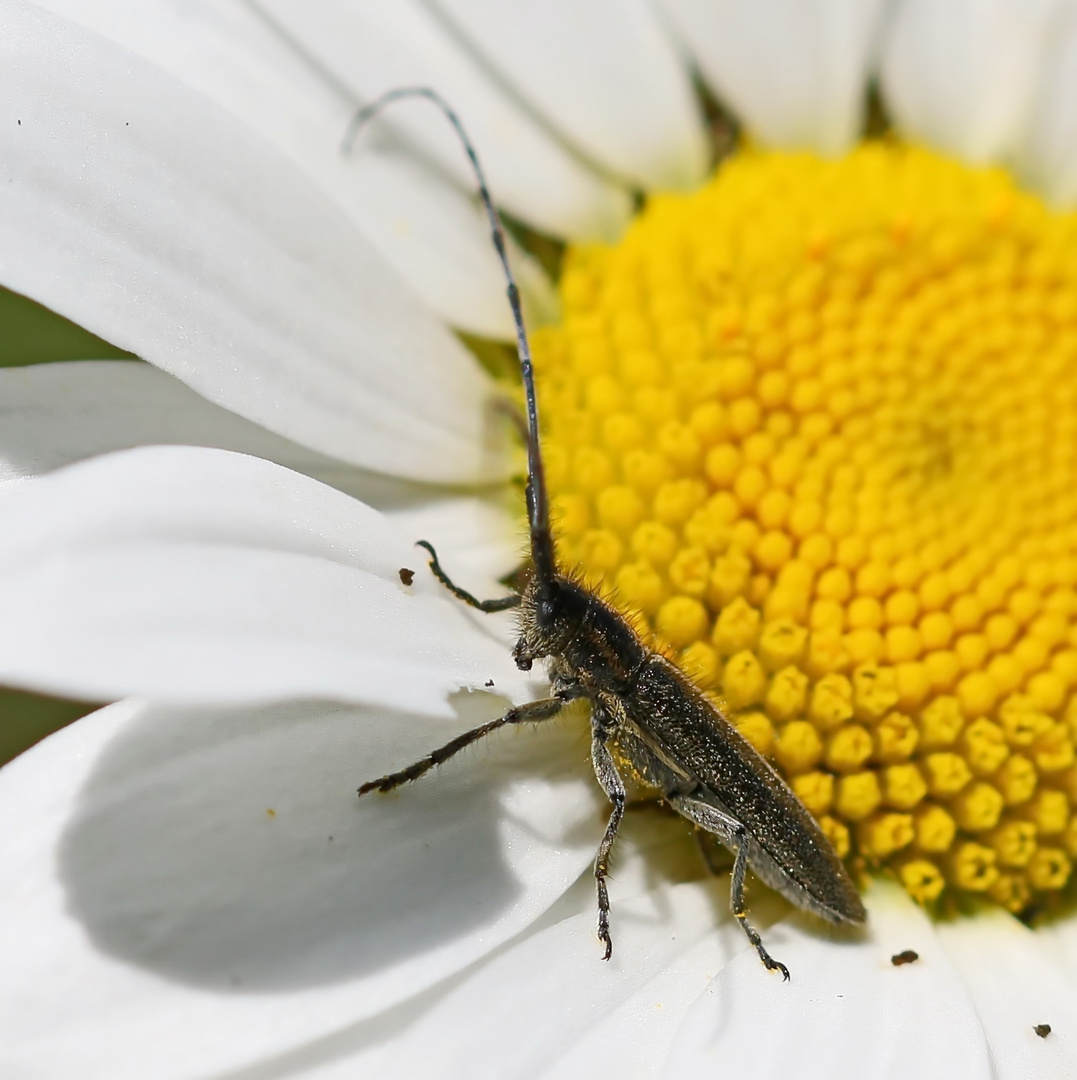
left=351, top=88, right=866, bottom=977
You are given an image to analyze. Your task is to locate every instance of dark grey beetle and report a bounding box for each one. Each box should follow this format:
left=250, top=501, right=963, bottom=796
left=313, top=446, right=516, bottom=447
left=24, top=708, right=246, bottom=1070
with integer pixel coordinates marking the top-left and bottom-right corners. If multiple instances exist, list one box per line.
left=352, top=88, right=866, bottom=978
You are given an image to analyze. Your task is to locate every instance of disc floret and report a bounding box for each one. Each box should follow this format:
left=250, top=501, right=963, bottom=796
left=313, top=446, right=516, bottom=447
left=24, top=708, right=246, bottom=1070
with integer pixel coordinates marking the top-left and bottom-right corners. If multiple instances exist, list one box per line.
left=534, top=143, right=1077, bottom=915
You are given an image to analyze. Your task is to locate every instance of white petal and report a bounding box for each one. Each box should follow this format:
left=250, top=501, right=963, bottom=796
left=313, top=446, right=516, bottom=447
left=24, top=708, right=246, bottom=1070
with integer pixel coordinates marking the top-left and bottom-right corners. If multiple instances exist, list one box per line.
left=251, top=0, right=633, bottom=240
left=1039, top=904, right=1077, bottom=976
left=663, top=880, right=992, bottom=1078
left=879, top=0, right=1065, bottom=163
left=34, top=0, right=555, bottom=337
left=0, top=445, right=530, bottom=712
left=321, top=881, right=726, bottom=1079
left=0, top=359, right=504, bottom=513
left=1013, top=5, right=1077, bottom=204
left=0, top=697, right=602, bottom=1079
left=659, top=0, right=888, bottom=154
left=304, top=812, right=731, bottom=1078
left=428, top=0, right=709, bottom=190
left=0, top=2, right=504, bottom=482
left=938, top=908, right=1077, bottom=1079
left=536, top=925, right=718, bottom=1080
left=0, top=360, right=353, bottom=492
left=385, top=494, right=526, bottom=598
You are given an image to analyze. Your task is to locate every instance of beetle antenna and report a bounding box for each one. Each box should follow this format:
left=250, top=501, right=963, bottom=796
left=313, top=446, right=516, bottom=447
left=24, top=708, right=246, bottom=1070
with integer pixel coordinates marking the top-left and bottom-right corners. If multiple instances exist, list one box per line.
left=343, top=88, right=555, bottom=587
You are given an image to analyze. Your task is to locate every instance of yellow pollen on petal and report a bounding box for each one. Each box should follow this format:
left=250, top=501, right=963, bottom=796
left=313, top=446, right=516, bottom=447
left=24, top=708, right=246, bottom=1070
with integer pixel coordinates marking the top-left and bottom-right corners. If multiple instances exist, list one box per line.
left=532, top=142, right=1077, bottom=914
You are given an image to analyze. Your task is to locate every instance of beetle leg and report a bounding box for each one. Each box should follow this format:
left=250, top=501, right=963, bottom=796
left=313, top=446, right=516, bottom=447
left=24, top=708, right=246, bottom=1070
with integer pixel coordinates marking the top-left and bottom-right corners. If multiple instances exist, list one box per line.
left=668, top=793, right=791, bottom=980
left=416, top=539, right=521, bottom=612
left=590, top=710, right=627, bottom=961
left=357, top=696, right=564, bottom=796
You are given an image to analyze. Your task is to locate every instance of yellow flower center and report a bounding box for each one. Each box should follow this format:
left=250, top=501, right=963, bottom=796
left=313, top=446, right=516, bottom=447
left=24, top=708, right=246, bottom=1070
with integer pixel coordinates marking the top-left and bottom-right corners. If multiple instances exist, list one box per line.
left=532, top=143, right=1077, bottom=916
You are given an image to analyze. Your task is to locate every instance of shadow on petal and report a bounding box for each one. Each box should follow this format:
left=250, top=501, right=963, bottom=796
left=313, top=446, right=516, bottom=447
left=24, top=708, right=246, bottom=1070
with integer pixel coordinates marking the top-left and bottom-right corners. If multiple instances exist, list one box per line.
left=57, top=695, right=595, bottom=993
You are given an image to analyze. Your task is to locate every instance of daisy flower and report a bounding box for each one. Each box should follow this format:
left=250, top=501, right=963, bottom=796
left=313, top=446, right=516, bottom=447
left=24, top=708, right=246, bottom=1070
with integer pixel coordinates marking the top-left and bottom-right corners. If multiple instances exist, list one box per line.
left=2, top=0, right=1077, bottom=1076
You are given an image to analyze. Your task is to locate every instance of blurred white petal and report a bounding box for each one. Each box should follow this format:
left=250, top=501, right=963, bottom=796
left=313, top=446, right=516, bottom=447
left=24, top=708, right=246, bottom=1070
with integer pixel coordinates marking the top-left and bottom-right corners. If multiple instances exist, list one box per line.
left=33, top=0, right=556, bottom=337
left=1014, top=4, right=1077, bottom=203
left=879, top=0, right=1065, bottom=163
left=664, top=881, right=992, bottom=1078
left=659, top=0, right=887, bottom=154
left=253, top=0, right=633, bottom=240
left=0, top=446, right=529, bottom=711
left=0, top=1, right=505, bottom=482
left=939, top=908, right=1077, bottom=1078
left=428, top=0, right=708, bottom=190
left=0, top=697, right=601, bottom=1080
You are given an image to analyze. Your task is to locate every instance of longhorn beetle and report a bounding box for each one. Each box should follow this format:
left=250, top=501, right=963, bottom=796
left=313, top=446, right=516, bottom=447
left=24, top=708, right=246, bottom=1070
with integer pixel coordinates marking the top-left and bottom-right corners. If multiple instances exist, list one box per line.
left=349, top=88, right=866, bottom=977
